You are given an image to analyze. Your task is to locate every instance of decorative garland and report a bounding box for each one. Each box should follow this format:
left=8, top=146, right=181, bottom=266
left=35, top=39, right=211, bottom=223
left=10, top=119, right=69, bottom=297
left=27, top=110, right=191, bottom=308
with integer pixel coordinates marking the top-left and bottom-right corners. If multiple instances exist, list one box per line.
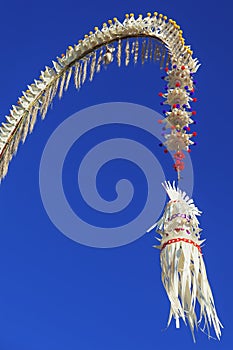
left=0, top=12, right=199, bottom=180
left=157, top=64, right=197, bottom=179
left=147, top=182, right=222, bottom=341
left=0, top=11, right=222, bottom=341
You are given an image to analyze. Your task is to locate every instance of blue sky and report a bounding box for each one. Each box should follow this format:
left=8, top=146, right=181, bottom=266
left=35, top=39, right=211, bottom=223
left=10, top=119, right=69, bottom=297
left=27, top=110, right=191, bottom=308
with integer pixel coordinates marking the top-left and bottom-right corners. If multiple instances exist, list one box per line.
left=0, top=0, right=232, bottom=349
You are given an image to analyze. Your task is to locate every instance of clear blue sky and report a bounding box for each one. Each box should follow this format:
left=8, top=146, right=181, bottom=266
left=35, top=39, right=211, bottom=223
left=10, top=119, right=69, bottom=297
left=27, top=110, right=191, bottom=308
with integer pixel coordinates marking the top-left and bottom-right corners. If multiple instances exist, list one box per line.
left=0, top=0, right=232, bottom=349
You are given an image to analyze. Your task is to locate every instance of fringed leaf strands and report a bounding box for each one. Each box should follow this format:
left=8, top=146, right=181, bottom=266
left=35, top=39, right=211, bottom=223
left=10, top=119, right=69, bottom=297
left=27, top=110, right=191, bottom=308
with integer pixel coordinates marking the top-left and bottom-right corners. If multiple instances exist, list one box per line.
left=125, top=40, right=130, bottom=66
left=147, top=181, right=223, bottom=341
left=29, top=103, right=39, bottom=134
left=82, top=58, right=88, bottom=85
left=117, top=39, right=122, bottom=67
left=89, top=52, right=97, bottom=81
left=74, top=61, right=81, bottom=88
left=134, top=39, right=139, bottom=64
left=58, top=71, right=67, bottom=99
left=65, top=67, right=73, bottom=91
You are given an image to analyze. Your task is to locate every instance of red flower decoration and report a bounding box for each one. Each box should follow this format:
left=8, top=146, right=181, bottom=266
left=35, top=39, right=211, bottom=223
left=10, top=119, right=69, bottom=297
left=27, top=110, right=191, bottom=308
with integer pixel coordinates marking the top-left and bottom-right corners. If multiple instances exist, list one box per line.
left=173, top=151, right=185, bottom=160
left=173, top=160, right=185, bottom=171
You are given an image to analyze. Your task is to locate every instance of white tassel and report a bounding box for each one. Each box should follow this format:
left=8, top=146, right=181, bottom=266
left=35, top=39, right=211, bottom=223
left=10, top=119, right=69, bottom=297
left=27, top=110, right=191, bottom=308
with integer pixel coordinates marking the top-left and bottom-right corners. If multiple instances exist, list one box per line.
left=148, top=181, right=223, bottom=341
left=96, top=49, right=103, bottom=72
left=50, top=78, right=60, bottom=103
left=134, top=39, right=139, bottom=64
left=125, top=40, right=130, bottom=66
left=65, top=66, right=73, bottom=91
left=82, top=58, right=88, bottom=85
left=141, top=40, right=146, bottom=64
left=77, top=62, right=83, bottom=89
left=0, top=145, right=11, bottom=180
left=131, top=41, right=135, bottom=56
left=154, top=45, right=161, bottom=61
left=10, top=128, right=21, bottom=155
left=29, top=103, right=39, bottom=134
left=117, top=39, right=122, bottom=67
left=41, top=84, right=53, bottom=119
left=160, top=47, right=166, bottom=69
left=58, top=71, right=66, bottom=99
left=149, top=38, right=153, bottom=61
left=21, top=110, right=31, bottom=143
left=145, top=39, right=149, bottom=62
left=89, top=52, right=97, bottom=81
left=74, top=61, right=80, bottom=89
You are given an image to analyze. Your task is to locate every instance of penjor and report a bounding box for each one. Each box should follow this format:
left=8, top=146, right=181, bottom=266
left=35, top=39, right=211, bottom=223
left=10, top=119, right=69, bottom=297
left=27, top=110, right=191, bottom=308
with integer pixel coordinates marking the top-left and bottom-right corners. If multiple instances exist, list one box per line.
left=147, top=181, right=223, bottom=341
left=0, top=9, right=223, bottom=343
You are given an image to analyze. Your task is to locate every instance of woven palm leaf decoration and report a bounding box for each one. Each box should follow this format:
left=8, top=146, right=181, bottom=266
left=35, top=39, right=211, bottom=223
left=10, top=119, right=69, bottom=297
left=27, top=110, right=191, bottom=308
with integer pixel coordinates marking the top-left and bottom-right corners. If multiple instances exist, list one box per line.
left=0, top=11, right=222, bottom=341
left=147, top=182, right=222, bottom=340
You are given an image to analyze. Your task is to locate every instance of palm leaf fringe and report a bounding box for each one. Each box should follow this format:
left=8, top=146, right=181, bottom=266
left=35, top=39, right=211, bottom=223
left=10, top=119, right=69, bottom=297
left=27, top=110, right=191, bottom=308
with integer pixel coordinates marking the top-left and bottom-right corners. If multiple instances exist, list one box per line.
left=41, top=84, right=53, bottom=119
left=59, top=71, right=67, bottom=99
left=29, top=103, right=39, bottom=134
left=125, top=40, right=130, bottom=66
left=21, top=110, right=31, bottom=143
left=82, top=58, right=88, bottom=85
left=65, top=67, right=73, bottom=91
left=89, top=52, right=97, bottom=81
left=77, top=61, right=83, bottom=89
left=134, top=39, right=139, bottom=64
left=117, top=39, right=122, bottom=67
left=141, top=40, right=146, bottom=64
left=74, top=61, right=80, bottom=89
left=96, top=49, right=103, bottom=73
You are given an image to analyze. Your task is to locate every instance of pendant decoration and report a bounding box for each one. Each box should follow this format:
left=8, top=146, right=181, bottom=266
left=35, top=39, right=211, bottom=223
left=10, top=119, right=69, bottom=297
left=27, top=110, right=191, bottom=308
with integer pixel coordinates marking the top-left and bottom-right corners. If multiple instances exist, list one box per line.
left=158, top=64, right=197, bottom=179
left=147, top=182, right=223, bottom=341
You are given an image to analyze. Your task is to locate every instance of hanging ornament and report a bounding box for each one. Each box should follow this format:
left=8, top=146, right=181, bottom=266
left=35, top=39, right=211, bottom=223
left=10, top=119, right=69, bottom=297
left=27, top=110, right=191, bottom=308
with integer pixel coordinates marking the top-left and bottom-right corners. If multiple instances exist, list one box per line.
left=147, top=182, right=223, bottom=341
left=157, top=64, right=198, bottom=179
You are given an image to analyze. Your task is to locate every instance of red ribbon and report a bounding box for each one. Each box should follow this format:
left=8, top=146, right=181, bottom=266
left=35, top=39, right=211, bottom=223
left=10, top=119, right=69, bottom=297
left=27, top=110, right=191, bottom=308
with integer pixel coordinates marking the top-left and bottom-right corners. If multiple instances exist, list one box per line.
left=161, top=237, right=202, bottom=254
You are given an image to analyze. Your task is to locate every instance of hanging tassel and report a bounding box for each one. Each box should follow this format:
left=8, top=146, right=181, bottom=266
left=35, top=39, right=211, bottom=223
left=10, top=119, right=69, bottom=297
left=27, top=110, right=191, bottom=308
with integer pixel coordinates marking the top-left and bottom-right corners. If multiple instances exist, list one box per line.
left=82, top=58, right=88, bottom=85
left=131, top=40, right=135, bottom=56
left=96, top=49, right=103, bottom=72
left=141, top=39, right=146, bottom=64
left=103, top=46, right=115, bottom=65
left=65, top=66, right=73, bottom=91
left=147, top=181, right=223, bottom=341
left=125, top=40, right=130, bottom=66
left=117, top=39, right=122, bottom=67
left=21, top=110, right=31, bottom=143
left=160, top=47, right=166, bottom=69
left=0, top=145, right=11, bottom=180
left=40, top=84, right=53, bottom=119
left=74, top=61, right=81, bottom=89
left=89, top=52, right=97, bottom=81
left=145, top=39, right=149, bottom=62
left=49, top=78, right=60, bottom=104
left=77, top=62, right=83, bottom=89
left=134, top=39, right=139, bottom=64
left=10, top=127, right=21, bottom=155
left=29, top=103, right=39, bottom=134
left=149, top=38, right=153, bottom=61
left=154, top=44, right=161, bottom=61
left=58, top=71, right=67, bottom=99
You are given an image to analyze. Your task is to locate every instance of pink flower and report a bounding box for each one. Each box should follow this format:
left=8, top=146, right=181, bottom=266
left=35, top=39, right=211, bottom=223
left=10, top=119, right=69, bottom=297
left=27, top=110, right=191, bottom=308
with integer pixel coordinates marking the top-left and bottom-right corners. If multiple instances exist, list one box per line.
left=173, top=151, right=185, bottom=160
left=173, top=160, right=185, bottom=171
